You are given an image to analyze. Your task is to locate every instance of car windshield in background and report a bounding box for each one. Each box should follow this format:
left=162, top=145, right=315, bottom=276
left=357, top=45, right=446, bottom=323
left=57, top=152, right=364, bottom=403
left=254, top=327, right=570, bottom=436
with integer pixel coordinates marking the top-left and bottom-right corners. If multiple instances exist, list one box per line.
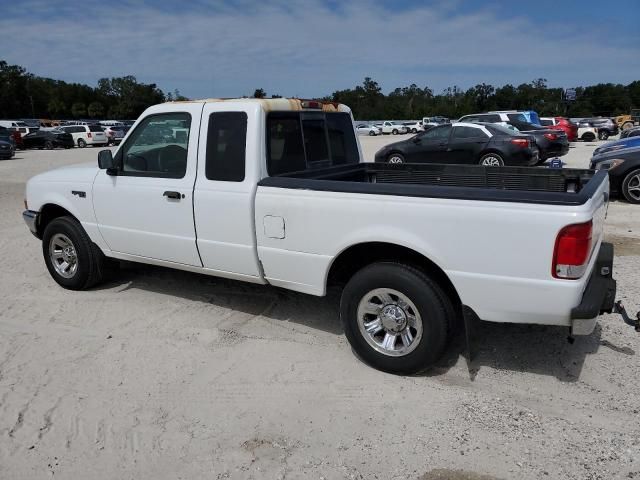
left=485, top=124, right=518, bottom=136
left=507, top=114, right=527, bottom=122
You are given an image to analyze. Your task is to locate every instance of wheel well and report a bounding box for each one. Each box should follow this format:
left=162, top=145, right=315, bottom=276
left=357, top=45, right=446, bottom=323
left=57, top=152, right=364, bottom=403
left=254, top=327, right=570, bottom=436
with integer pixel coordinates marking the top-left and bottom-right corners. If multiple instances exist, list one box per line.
left=327, top=242, right=461, bottom=309
left=37, top=204, right=75, bottom=237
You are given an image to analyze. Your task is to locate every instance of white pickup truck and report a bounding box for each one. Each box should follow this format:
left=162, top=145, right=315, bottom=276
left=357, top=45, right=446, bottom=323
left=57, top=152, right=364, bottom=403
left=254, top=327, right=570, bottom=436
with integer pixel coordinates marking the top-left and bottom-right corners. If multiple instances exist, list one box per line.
left=23, top=98, right=621, bottom=374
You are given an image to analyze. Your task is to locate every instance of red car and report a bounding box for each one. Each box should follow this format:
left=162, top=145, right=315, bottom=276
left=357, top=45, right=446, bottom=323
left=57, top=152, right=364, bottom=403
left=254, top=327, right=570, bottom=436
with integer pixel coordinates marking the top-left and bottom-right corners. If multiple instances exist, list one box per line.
left=540, top=117, right=578, bottom=142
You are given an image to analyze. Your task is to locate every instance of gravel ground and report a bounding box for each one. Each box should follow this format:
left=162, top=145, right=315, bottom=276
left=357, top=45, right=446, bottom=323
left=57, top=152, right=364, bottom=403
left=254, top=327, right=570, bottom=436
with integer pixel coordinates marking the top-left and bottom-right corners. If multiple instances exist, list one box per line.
left=0, top=138, right=638, bottom=480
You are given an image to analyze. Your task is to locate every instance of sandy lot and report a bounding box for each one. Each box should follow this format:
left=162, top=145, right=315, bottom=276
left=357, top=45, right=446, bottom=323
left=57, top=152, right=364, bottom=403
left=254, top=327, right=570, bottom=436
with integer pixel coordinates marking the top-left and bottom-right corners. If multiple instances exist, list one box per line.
left=0, top=138, right=639, bottom=480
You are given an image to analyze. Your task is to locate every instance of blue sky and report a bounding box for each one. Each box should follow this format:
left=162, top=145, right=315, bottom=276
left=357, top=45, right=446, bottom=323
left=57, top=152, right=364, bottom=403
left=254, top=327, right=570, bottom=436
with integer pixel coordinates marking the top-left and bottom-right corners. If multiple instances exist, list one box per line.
left=2, top=0, right=639, bottom=98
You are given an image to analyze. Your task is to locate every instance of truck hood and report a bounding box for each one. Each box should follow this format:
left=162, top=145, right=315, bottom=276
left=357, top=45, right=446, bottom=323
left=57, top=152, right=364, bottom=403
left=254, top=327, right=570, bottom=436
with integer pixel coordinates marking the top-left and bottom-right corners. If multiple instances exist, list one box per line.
left=29, top=161, right=99, bottom=184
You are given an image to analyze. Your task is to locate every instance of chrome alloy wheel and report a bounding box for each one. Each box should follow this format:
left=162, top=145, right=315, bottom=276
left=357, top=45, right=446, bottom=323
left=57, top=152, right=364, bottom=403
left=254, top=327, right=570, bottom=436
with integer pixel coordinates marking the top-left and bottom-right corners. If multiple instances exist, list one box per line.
left=626, top=173, right=640, bottom=202
left=357, top=288, right=423, bottom=357
left=480, top=155, right=502, bottom=166
left=49, top=233, right=78, bottom=278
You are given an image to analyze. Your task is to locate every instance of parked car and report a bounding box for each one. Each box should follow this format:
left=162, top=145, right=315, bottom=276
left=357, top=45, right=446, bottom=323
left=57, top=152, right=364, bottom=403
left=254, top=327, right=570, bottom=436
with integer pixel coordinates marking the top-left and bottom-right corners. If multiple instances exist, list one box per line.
left=577, top=125, right=598, bottom=142
left=488, top=110, right=541, bottom=125
left=380, top=121, right=408, bottom=135
left=503, top=120, right=569, bottom=162
left=22, top=98, right=619, bottom=374
left=616, top=109, right=640, bottom=131
left=590, top=143, right=640, bottom=204
left=578, top=117, right=619, bottom=140
left=355, top=124, right=381, bottom=136
left=103, top=125, right=128, bottom=145
left=0, top=120, right=38, bottom=137
left=0, top=139, right=15, bottom=159
left=592, top=136, right=640, bottom=158
left=59, top=124, right=108, bottom=148
left=459, top=111, right=526, bottom=124
left=374, top=122, right=539, bottom=166
left=22, top=129, right=75, bottom=149
left=7, top=128, right=24, bottom=149
left=403, top=121, right=424, bottom=134
left=0, top=126, right=16, bottom=148
left=620, top=126, right=640, bottom=139
left=421, top=116, right=450, bottom=127
left=540, top=117, right=578, bottom=142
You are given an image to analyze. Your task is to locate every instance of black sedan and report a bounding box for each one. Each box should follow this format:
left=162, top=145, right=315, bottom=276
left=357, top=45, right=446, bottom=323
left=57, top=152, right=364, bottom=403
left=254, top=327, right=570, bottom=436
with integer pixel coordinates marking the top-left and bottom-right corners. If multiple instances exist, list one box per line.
left=506, top=120, right=569, bottom=162
left=374, top=122, right=539, bottom=167
left=590, top=146, right=640, bottom=204
left=23, top=130, right=74, bottom=149
left=0, top=140, right=15, bottom=159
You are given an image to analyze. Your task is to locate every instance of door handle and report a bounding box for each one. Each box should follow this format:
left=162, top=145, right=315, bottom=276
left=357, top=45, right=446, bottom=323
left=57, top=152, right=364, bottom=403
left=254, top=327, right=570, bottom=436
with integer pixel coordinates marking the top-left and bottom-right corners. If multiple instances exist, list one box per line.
left=163, top=191, right=182, bottom=200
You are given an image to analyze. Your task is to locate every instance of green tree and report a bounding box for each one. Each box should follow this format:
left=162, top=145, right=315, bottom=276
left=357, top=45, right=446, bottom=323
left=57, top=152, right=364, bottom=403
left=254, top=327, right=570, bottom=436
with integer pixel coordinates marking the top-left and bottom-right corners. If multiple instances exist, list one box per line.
left=47, top=98, right=66, bottom=118
left=71, top=102, right=86, bottom=118
left=87, top=101, right=104, bottom=118
left=253, top=88, right=267, bottom=98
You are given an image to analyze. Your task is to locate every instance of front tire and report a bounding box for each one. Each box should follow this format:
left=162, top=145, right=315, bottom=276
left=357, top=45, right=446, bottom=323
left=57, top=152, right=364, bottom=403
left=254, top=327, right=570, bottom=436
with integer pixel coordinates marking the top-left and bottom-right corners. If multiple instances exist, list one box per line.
left=42, top=216, right=106, bottom=290
left=44, top=140, right=54, bottom=150
left=77, top=138, right=86, bottom=148
left=479, top=153, right=504, bottom=166
left=582, top=132, right=596, bottom=142
left=369, top=130, right=376, bottom=136
left=598, top=130, right=609, bottom=141
left=340, top=262, right=453, bottom=374
left=392, top=129, right=398, bottom=135
left=622, top=122, right=634, bottom=131
left=622, top=168, right=640, bottom=204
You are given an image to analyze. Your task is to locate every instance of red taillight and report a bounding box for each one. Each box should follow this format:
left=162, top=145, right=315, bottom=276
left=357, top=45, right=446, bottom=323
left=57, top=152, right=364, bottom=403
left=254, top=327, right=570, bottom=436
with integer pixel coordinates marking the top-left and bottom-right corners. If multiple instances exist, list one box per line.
left=87, top=132, right=92, bottom=138
left=552, top=221, right=593, bottom=279
left=301, top=100, right=323, bottom=109
left=544, top=133, right=558, bottom=141
left=510, top=138, right=529, bottom=148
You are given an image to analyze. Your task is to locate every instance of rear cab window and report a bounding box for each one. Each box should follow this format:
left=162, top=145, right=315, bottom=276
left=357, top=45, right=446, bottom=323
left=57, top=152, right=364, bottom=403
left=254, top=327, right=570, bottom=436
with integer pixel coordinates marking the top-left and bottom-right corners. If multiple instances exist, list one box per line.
left=205, top=112, right=247, bottom=182
left=267, top=112, right=358, bottom=176
left=89, top=125, right=103, bottom=132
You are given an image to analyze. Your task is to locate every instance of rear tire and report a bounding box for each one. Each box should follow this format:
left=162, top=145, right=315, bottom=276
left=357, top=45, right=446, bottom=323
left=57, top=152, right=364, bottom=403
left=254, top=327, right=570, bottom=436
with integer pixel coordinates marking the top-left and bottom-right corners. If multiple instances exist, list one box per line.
left=392, top=129, right=398, bottom=135
left=387, top=153, right=404, bottom=164
left=340, top=262, right=453, bottom=374
left=369, top=130, right=376, bottom=136
left=44, top=140, right=54, bottom=150
left=42, top=216, right=106, bottom=290
left=598, top=130, right=609, bottom=141
left=77, top=138, right=86, bottom=148
left=582, top=132, right=596, bottom=142
left=479, top=153, right=504, bottom=166
left=622, top=122, right=634, bottom=131
left=621, top=168, right=640, bottom=204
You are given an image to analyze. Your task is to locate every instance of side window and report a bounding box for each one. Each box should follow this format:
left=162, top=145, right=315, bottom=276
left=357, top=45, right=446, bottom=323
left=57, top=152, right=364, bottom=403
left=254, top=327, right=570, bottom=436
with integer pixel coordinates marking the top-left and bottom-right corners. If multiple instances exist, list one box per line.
left=540, top=119, right=553, bottom=126
left=326, top=113, right=359, bottom=166
left=119, top=112, right=191, bottom=178
left=268, top=114, right=306, bottom=175
left=302, top=117, right=329, bottom=166
left=421, top=125, right=452, bottom=140
left=452, top=126, right=487, bottom=139
left=205, top=112, right=247, bottom=182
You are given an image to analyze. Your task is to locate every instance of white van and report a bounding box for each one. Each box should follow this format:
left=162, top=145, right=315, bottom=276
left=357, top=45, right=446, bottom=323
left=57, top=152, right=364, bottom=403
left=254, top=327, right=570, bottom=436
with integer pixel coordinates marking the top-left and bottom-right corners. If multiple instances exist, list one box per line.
left=59, top=124, right=108, bottom=148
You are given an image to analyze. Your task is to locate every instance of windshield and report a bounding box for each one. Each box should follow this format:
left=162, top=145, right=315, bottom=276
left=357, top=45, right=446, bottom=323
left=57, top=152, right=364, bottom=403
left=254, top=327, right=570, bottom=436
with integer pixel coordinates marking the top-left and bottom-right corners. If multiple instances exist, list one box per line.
left=507, top=113, right=527, bottom=122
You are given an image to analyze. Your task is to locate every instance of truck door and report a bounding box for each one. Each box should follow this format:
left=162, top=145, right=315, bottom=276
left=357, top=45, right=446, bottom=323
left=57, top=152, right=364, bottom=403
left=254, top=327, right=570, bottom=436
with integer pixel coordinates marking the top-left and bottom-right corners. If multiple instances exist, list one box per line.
left=92, top=103, right=203, bottom=266
left=193, top=102, right=263, bottom=281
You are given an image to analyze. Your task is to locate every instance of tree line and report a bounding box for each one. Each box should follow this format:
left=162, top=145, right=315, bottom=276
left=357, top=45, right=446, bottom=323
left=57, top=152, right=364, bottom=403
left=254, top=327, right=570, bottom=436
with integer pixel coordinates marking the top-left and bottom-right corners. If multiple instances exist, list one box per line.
left=2, top=59, right=639, bottom=121
left=327, top=77, right=640, bottom=120
left=0, top=60, right=187, bottom=120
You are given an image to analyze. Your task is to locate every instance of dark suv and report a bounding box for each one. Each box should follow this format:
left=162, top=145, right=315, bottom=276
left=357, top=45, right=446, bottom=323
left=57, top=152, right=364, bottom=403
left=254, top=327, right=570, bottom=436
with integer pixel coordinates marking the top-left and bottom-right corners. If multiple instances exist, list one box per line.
left=578, top=117, right=618, bottom=140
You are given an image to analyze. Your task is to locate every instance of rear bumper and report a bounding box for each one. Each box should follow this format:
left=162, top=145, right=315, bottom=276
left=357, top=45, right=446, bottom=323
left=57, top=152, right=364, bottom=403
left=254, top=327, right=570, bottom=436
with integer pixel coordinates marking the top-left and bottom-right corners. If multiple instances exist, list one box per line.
left=23, top=209, right=40, bottom=238
left=570, top=242, right=616, bottom=335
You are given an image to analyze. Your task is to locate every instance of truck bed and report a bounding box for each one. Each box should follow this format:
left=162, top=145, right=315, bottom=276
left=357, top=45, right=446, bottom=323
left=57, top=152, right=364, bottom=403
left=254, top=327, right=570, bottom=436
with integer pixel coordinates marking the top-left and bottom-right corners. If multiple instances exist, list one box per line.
left=258, top=163, right=607, bottom=206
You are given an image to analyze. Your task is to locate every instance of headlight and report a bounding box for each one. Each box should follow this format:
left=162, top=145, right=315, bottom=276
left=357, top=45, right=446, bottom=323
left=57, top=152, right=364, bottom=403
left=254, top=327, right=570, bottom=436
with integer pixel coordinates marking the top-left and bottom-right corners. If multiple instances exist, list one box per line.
left=594, top=158, right=625, bottom=170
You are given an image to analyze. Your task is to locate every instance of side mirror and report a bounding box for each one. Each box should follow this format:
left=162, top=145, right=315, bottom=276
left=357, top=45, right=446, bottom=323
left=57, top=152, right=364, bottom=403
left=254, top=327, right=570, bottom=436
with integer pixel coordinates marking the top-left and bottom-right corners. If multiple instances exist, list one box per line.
left=98, top=149, right=118, bottom=175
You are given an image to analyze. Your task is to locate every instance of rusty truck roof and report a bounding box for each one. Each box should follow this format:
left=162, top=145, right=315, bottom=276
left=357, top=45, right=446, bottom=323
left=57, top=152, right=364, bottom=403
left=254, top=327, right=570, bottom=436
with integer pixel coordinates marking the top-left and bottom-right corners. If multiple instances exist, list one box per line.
left=166, top=98, right=350, bottom=113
